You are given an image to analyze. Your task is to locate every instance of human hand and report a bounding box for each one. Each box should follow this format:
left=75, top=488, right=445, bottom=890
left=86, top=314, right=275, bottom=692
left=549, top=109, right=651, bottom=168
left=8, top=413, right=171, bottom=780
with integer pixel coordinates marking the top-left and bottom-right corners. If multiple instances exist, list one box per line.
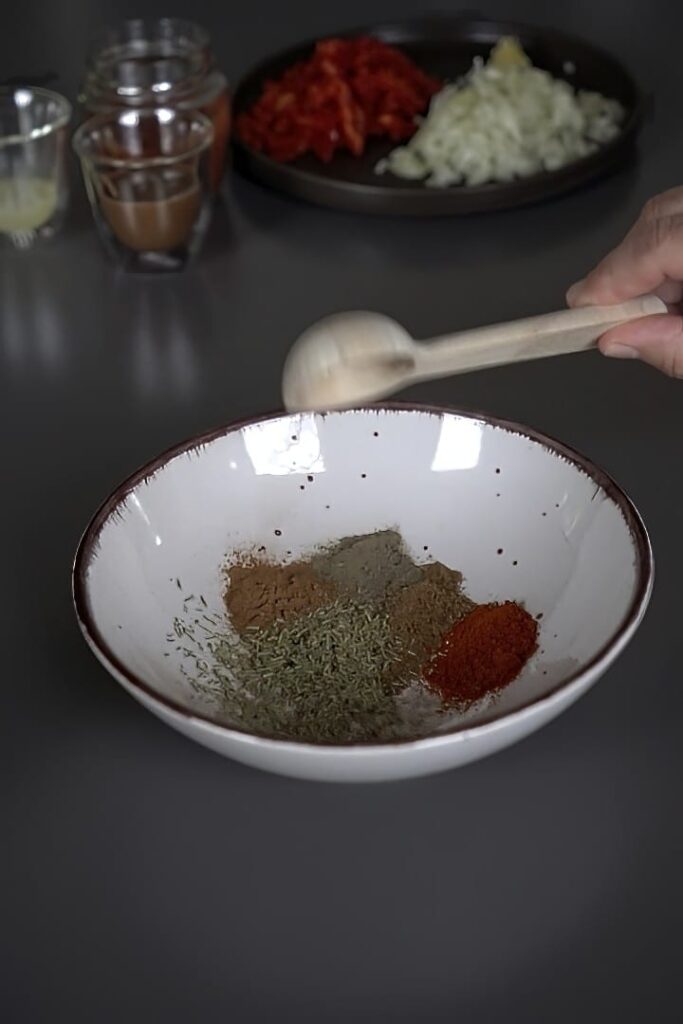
left=566, top=187, right=683, bottom=377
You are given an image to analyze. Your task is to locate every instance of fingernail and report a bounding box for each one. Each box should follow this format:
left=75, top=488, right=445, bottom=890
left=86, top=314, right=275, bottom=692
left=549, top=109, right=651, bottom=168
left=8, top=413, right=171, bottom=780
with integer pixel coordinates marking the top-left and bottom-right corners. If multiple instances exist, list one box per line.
left=566, top=280, right=584, bottom=305
left=603, top=343, right=639, bottom=360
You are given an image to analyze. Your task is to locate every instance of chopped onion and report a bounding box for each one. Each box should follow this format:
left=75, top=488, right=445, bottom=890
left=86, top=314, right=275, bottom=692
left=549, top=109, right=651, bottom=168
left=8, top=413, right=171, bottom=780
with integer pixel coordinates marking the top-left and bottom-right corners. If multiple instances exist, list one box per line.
left=376, top=41, right=624, bottom=188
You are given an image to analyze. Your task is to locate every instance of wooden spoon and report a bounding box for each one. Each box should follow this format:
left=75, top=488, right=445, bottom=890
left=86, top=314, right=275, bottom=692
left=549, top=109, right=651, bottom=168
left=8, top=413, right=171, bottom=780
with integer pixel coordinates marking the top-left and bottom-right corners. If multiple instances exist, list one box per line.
left=282, top=294, right=666, bottom=412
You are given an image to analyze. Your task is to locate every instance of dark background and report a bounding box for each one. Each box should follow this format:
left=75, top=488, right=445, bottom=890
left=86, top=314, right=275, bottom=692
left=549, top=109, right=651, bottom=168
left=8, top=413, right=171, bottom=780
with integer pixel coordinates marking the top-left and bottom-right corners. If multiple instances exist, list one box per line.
left=2, top=1, right=681, bottom=1021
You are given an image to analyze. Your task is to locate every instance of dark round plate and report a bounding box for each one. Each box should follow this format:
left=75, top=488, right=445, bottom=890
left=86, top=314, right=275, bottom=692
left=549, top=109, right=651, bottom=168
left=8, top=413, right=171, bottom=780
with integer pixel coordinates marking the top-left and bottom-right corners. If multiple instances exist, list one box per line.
left=232, top=14, right=644, bottom=216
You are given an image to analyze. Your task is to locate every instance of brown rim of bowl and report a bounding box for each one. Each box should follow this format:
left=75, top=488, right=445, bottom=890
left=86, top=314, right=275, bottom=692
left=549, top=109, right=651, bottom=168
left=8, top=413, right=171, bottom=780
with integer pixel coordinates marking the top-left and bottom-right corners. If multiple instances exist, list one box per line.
left=72, top=403, right=653, bottom=749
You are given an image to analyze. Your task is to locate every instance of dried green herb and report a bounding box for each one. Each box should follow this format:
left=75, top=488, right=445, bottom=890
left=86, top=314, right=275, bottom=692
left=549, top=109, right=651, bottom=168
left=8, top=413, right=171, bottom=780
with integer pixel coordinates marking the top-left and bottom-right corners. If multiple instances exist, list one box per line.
left=171, top=597, right=415, bottom=744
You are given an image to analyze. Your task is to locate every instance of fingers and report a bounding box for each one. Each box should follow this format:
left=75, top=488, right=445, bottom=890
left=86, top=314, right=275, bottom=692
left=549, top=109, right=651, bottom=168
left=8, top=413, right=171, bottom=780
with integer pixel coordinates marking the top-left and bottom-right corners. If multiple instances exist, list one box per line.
left=567, top=187, right=683, bottom=308
left=566, top=187, right=683, bottom=375
left=652, top=279, right=683, bottom=306
left=598, top=313, right=683, bottom=377
left=568, top=214, right=683, bottom=306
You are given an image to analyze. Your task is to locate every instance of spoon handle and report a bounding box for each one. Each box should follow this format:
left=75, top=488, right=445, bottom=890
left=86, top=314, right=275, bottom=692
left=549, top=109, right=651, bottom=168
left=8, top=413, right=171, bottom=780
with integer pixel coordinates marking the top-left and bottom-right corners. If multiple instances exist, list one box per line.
left=416, top=295, right=667, bottom=377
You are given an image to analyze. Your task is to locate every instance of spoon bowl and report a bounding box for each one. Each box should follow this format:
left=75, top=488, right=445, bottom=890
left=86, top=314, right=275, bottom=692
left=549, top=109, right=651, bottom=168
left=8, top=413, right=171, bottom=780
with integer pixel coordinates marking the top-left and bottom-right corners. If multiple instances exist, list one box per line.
left=282, top=311, right=417, bottom=411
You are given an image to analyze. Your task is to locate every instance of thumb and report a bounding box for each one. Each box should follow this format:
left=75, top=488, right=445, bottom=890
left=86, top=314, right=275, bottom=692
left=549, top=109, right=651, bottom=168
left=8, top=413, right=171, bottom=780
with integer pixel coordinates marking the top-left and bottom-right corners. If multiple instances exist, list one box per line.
left=598, top=313, right=683, bottom=377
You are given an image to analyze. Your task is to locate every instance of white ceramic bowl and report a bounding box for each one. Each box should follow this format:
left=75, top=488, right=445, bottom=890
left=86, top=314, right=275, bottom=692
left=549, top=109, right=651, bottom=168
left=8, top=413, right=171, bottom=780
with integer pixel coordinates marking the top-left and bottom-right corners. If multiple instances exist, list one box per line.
left=73, top=406, right=652, bottom=783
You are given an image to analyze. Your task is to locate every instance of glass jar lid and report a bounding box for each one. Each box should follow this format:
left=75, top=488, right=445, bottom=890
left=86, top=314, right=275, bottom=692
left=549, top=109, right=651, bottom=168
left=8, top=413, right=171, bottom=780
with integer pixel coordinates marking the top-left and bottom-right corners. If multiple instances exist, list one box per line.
left=85, top=18, right=212, bottom=101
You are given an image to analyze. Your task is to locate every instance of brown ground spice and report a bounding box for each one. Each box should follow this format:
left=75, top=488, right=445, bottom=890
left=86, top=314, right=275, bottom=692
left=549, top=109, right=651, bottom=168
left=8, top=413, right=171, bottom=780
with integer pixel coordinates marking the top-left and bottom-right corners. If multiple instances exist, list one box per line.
left=385, top=562, right=476, bottom=677
left=225, top=561, right=339, bottom=633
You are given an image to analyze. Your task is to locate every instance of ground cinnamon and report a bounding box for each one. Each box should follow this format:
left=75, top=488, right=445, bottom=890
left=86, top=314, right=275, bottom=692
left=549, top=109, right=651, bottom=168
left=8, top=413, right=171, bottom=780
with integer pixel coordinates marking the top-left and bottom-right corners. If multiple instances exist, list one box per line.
left=425, top=601, right=538, bottom=707
left=225, top=561, right=338, bottom=633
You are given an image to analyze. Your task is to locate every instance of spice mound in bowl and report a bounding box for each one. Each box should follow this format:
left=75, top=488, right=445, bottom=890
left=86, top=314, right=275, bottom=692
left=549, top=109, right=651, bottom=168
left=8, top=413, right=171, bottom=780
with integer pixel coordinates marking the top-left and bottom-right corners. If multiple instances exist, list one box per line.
left=178, top=529, right=539, bottom=745
left=74, top=407, right=652, bottom=783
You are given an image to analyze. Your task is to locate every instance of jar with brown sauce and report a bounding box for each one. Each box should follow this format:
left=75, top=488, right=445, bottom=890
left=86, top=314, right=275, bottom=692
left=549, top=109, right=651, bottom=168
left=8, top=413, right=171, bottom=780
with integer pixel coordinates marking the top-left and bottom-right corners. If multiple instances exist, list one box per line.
left=73, top=107, right=214, bottom=272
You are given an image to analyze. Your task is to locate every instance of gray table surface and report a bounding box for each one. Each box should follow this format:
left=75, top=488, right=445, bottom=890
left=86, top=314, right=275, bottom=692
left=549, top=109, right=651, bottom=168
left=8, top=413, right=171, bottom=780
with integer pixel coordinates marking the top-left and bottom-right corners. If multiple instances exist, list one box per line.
left=2, top=1, right=681, bottom=1021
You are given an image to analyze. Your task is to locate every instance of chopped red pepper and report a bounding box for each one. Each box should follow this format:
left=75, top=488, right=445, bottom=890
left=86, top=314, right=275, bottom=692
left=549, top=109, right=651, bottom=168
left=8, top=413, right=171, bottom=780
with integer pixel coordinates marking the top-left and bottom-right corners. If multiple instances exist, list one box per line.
left=237, top=36, right=441, bottom=163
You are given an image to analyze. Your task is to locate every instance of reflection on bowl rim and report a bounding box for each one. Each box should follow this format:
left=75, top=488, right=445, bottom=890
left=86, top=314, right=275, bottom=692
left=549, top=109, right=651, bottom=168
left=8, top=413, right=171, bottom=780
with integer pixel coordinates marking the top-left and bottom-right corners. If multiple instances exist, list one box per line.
left=72, top=403, right=653, bottom=751
left=72, top=107, right=214, bottom=170
left=0, top=86, right=72, bottom=148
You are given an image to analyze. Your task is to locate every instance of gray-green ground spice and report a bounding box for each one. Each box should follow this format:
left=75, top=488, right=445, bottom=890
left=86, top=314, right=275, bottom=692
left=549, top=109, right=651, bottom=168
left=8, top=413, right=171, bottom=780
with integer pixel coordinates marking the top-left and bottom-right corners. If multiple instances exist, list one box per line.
left=310, top=529, right=421, bottom=601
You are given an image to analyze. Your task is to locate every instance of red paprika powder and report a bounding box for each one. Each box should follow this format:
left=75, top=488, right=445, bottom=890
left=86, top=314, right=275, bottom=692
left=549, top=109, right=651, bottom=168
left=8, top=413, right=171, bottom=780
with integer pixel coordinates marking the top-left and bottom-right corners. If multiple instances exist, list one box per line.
left=425, top=602, right=538, bottom=707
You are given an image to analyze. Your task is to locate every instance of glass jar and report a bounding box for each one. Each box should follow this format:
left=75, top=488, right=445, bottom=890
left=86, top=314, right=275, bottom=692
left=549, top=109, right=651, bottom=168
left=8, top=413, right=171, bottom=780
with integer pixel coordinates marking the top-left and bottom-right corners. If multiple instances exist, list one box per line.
left=0, top=86, right=71, bottom=247
left=80, top=18, right=230, bottom=192
left=74, top=108, right=214, bottom=273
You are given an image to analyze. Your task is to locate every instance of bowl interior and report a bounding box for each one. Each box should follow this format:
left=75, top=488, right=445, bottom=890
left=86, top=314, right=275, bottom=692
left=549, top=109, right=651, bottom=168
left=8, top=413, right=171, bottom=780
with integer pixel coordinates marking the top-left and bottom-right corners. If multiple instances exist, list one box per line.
left=77, top=408, right=647, bottom=741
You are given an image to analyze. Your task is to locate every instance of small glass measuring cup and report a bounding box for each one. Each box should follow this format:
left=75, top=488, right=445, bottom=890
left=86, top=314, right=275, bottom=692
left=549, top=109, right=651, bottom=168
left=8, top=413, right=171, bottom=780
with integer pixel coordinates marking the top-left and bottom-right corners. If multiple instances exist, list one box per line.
left=0, top=86, right=72, bottom=248
left=73, top=107, right=214, bottom=272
